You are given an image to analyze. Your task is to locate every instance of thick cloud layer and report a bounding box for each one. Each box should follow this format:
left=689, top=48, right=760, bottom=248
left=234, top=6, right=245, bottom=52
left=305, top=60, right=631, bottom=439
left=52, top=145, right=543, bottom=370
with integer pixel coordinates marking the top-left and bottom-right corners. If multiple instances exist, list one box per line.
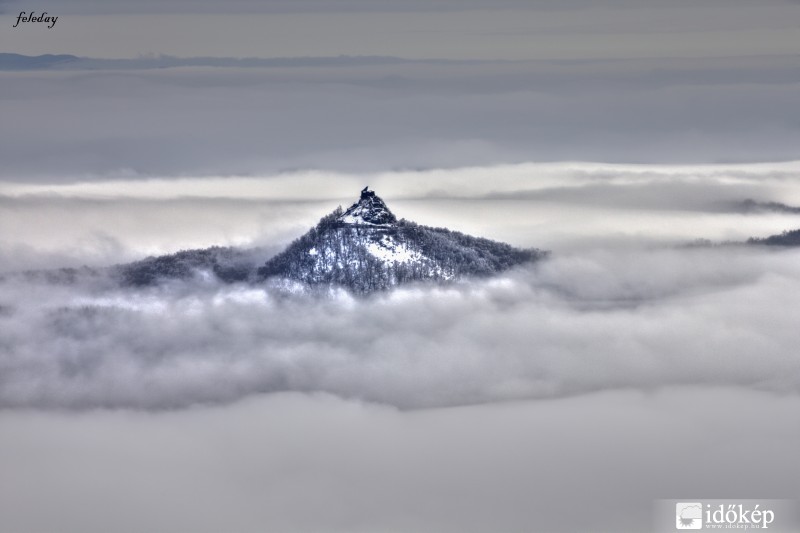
left=3, top=163, right=800, bottom=410
left=2, top=244, right=800, bottom=410
left=3, top=165, right=800, bottom=532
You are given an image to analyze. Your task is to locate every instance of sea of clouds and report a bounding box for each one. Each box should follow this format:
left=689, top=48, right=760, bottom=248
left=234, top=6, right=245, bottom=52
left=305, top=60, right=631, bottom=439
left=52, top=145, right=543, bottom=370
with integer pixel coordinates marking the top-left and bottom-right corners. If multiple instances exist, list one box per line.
left=2, top=162, right=800, bottom=410
left=2, top=244, right=800, bottom=410
left=2, top=163, right=800, bottom=532
left=4, top=4, right=800, bottom=529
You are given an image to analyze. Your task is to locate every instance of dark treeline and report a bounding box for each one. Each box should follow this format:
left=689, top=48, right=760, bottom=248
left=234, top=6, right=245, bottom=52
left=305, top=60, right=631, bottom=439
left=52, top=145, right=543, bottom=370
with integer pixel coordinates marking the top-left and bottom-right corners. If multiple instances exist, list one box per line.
left=117, top=246, right=266, bottom=287
left=747, top=229, right=800, bottom=246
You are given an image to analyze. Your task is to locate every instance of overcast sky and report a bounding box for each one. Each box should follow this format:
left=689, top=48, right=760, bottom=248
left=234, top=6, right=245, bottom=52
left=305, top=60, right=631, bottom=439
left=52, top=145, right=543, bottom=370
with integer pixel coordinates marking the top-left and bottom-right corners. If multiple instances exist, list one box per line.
left=2, top=0, right=800, bottom=60
left=1, top=0, right=799, bottom=179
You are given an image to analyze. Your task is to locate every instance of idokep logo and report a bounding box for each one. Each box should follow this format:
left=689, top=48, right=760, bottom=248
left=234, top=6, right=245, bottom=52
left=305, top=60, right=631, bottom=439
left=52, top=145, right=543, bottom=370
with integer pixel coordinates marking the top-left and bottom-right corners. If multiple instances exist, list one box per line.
left=676, top=502, right=703, bottom=529
left=656, top=499, right=796, bottom=532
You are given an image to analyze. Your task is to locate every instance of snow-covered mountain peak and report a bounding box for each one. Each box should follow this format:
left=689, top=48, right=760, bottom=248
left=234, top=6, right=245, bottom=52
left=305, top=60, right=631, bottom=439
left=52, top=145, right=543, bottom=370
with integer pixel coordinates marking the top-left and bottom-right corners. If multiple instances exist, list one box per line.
left=252, top=188, right=546, bottom=294
left=74, top=186, right=544, bottom=294
left=338, top=187, right=397, bottom=226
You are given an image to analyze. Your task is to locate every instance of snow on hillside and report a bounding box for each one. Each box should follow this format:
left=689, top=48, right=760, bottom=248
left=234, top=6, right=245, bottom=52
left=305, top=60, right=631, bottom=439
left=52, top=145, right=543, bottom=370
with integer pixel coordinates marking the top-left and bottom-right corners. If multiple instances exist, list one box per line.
left=256, top=188, right=544, bottom=293
left=365, top=235, right=422, bottom=264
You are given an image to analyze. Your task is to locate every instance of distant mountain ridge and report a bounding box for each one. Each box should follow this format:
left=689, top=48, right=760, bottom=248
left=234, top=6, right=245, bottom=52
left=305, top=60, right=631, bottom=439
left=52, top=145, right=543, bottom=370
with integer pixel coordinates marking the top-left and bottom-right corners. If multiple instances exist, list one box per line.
left=0, top=53, right=468, bottom=71
left=0, top=53, right=80, bottom=70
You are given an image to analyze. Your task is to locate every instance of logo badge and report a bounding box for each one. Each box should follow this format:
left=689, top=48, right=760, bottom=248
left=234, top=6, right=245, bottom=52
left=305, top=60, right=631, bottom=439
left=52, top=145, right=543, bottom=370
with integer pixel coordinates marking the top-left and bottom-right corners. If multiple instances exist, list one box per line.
left=676, top=502, right=703, bottom=529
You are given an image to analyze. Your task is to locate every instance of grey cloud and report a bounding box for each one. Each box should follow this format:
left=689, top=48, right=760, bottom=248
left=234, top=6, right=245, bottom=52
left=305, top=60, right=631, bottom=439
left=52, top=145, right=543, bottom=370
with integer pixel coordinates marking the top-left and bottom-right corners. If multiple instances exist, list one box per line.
left=0, top=388, right=798, bottom=533
left=0, top=195, right=327, bottom=272
left=479, top=182, right=778, bottom=213
left=3, top=55, right=800, bottom=181
left=5, top=162, right=800, bottom=273
left=49, top=0, right=569, bottom=14
left=2, top=244, right=800, bottom=410
left=15, top=0, right=799, bottom=14
left=2, top=164, right=797, bottom=411
left=4, top=1, right=800, bottom=529
left=2, top=166, right=800, bottom=532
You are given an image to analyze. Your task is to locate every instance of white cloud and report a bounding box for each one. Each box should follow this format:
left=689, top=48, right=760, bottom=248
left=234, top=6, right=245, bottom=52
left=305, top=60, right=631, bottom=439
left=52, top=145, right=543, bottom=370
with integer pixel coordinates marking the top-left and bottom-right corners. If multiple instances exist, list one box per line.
left=4, top=161, right=800, bottom=271
left=2, top=242, right=800, bottom=410
left=3, top=163, right=800, bottom=531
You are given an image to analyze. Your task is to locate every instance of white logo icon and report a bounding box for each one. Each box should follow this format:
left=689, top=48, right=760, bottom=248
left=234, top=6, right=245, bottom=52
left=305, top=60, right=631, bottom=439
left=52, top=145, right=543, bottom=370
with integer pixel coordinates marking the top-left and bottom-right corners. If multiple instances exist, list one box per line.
left=676, top=502, right=703, bottom=529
